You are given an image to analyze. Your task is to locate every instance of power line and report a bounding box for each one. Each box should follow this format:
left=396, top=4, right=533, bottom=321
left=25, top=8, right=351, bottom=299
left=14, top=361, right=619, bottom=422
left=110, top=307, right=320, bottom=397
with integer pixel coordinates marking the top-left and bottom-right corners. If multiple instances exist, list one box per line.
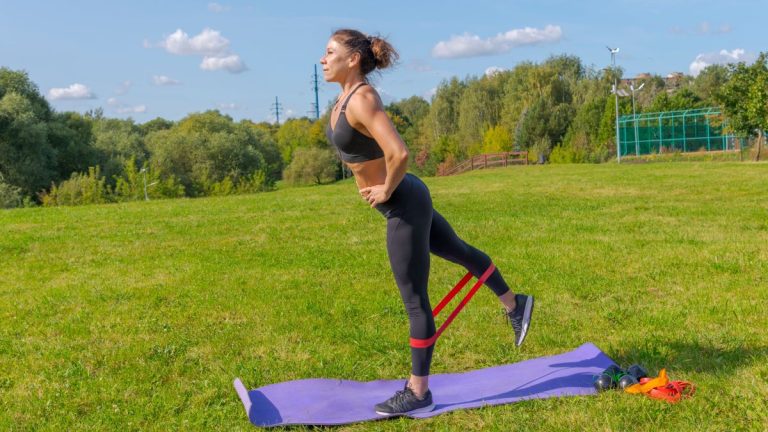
left=271, top=96, right=283, bottom=125
left=310, top=64, right=321, bottom=120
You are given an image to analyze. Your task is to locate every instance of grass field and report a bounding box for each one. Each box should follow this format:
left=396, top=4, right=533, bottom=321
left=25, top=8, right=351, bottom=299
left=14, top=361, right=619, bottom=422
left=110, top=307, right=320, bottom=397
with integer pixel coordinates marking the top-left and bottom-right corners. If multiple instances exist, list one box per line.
left=1, top=162, right=767, bottom=431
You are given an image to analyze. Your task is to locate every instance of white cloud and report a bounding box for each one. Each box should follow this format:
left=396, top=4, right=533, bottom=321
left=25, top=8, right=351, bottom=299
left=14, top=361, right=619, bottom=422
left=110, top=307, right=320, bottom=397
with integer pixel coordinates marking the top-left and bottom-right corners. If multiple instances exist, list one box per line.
left=698, top=21, right=732, bottom=35
left=208, top=2, right=230, bottom=13
left=200, top=54, right=247, bottom=73
left=689, top=49, right=756, bottom=76
left=106, top=97, right=146, bottom=114
left=48, top=83, right=96, bottom=100
left=432, top=25, right=562, bottom=59
left=152, top=28, right=247, bottom=74
left=422, top=87, right=437, bottom=100
left=116, top=105, right=147, bottom=114
left=218, top=102, right=240, bottom=110
left=485, top=66, right=505, bottom=76
left=673, top=22, right=732, bottom=36
left=153, top=75, right=181, bottom=86
left=115, top=80, right=132, bottom=95
left=160, top=28, right=230, bottom=56
left=406, top=59, right=433, bottom=72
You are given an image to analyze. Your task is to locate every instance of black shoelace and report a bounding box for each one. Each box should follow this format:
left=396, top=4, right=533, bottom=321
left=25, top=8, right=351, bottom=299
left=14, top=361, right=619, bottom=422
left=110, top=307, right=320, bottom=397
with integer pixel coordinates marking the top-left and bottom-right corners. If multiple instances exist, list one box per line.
left=505, top=307, right=523, bottom=333
left=388, top=387, right=419, bottom=411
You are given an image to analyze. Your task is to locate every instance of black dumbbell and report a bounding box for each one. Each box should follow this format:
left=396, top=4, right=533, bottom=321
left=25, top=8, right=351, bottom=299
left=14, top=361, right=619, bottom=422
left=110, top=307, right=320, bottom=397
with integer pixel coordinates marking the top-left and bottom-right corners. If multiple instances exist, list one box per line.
left=626, top=364, right=648, bottom=380
left=594, top=365, right=624, bottom=391
left=618, top=373, right=639, bottom=389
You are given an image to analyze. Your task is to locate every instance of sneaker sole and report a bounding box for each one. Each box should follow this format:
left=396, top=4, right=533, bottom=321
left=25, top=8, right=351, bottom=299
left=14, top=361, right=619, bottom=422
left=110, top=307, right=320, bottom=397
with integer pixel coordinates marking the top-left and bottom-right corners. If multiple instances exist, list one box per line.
left=375, top=402, right=435, bottom=416
left=516, top=296, right=534, bottom=347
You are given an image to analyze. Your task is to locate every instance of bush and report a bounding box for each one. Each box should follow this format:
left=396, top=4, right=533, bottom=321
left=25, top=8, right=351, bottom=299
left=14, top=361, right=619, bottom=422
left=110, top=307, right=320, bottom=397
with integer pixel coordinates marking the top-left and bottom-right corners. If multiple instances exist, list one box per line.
left=282, top=147, right=338, bottom=186
left=206, top=170, right=271, bottom=196
left=0, top=178, right=23, bottom=209
left=436, top=154, right=457, bottom=176
left=39, top=166, right=112, bottom=206
left=235, top=170, right=272, bottom=193
left=528, top=136, right=552, bottom=164
left=113, top=157, right=185, bottom=201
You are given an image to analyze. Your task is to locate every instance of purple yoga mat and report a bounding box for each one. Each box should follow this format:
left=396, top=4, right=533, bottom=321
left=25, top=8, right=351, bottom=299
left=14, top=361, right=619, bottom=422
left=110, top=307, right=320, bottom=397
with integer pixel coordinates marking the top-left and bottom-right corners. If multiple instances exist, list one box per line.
left=233, top=342, right=615, bottom=427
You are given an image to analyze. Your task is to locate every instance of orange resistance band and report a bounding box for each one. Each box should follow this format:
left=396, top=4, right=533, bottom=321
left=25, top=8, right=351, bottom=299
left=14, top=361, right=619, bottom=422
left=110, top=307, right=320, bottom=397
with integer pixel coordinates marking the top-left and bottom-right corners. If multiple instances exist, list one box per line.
left=409, top=263, right=496, bottom=349
left=625, top=368, right=696, bottom=403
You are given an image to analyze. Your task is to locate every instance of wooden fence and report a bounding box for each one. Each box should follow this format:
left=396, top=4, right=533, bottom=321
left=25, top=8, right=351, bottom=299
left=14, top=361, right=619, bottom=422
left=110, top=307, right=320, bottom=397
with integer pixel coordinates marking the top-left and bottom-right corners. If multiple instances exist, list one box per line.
left=442, top=152, right=528, bottom=176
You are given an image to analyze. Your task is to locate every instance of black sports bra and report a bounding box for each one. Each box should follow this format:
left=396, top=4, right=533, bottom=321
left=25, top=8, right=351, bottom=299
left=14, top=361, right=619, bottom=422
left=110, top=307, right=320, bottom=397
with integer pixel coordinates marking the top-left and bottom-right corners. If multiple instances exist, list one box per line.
left=325, top=83, right=384, bottom=163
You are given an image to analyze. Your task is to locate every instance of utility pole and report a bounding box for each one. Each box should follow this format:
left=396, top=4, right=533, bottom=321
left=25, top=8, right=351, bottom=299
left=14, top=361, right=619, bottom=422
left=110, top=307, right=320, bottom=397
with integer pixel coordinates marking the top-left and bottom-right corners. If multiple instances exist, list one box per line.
left=311, top=64, right=320, bottom=120
left=271, top=96, right=283, bottom=125
left=607, top=46, right=621, bottom=163
left=630, top=81, right=645, bottom=156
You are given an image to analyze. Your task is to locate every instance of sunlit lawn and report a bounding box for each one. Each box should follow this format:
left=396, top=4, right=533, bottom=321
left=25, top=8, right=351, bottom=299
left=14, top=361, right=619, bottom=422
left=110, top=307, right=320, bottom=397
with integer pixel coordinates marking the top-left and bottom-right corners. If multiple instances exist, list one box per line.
left=1, top=162, right=766, bottom=431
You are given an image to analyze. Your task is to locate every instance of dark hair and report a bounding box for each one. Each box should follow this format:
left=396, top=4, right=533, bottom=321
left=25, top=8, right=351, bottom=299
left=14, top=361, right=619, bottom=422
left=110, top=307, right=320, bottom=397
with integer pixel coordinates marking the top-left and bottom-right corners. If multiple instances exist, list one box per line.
left=331, top=29, right=399, bottom=76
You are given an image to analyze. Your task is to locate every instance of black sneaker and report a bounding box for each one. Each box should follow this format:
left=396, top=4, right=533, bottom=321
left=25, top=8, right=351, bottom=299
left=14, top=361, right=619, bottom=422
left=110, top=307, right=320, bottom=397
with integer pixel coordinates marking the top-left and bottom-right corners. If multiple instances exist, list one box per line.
left=505, top=294, right=534, bottom=346
left=374, top=383, right=435, bottom=416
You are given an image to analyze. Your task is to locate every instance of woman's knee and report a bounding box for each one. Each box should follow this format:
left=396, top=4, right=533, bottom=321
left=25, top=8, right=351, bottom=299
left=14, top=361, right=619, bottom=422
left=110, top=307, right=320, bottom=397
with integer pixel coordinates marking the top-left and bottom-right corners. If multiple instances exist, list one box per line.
left=403, top=296, right=430, bottom=318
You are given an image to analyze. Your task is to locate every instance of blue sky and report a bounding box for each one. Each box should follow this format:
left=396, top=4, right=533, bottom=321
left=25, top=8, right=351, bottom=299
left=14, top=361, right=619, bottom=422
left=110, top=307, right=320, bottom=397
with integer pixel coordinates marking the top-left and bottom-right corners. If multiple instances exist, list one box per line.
left=1, top=0, right=764, bottom=124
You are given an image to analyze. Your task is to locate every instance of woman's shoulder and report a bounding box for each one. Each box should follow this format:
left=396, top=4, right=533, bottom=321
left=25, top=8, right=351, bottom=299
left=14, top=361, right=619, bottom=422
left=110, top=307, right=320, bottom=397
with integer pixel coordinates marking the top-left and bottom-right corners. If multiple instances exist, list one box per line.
left=347, top=84, right=383, bottom=114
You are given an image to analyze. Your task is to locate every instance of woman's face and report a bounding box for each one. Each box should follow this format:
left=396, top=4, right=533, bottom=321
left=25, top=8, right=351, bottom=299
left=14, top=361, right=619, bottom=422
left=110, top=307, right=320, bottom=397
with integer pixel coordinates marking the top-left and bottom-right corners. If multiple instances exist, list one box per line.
left=320, top=38, right=356, bottom=83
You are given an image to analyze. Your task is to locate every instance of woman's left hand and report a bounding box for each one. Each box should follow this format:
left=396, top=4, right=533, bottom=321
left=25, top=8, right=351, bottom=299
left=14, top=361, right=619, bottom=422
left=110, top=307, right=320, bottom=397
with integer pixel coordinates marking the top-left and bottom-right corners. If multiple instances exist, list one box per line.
left=359, top=184, right=391, bottom=208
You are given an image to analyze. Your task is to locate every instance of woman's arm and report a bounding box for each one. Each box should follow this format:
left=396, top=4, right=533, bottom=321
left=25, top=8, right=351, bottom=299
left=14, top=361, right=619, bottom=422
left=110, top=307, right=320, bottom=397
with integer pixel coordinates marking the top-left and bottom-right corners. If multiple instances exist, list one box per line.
left=347, top=87, right=409, bottom=207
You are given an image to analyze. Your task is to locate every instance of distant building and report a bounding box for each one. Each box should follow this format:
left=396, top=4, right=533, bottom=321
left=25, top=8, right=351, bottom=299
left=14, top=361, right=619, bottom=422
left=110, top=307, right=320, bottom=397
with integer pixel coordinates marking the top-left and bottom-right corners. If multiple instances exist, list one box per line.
left=618, top=71, right=688, bottom=93
left=664, top=72, right=685, bottom=92
left=621, top=73, right=653, bottom=86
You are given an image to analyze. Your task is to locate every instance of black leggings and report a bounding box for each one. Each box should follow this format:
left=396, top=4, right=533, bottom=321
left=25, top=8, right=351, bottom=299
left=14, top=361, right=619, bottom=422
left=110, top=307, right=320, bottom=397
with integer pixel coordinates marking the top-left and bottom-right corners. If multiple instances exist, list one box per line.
left=376, top=173, right=511, bottom=376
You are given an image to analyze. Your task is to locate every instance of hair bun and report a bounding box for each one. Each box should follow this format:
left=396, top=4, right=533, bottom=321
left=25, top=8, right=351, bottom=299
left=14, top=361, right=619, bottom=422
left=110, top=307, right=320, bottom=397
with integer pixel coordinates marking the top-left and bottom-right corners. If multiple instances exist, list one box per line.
left=332, top=29, right=399, bottom=75
left=369, top=35, right=398, bottom=70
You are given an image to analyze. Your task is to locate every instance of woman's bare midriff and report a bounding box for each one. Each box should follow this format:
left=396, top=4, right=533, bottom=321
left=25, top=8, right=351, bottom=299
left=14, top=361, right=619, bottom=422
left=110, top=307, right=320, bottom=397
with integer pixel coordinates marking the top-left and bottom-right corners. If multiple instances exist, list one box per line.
left=346, top=157, right=388, bottom=190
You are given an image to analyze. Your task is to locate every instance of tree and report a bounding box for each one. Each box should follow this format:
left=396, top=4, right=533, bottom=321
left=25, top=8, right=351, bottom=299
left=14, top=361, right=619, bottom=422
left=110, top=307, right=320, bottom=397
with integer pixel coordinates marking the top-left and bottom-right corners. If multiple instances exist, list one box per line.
left=718, top=52, right=768, bottom=161
left=560, top=97, right=608, bottom=162
left=388, top=96, right=431, bottom=158
left=0, top=68, right=52, bottom=121
left=91, top=117, right=148, bottom=184
left=692, top=64, right=729, bottom=104
left=389, top=96, right=429, bottom=127
left=237, top=120, right=283, bottom=184
left=275, top=117, right=317, bottom=164
left=145, top=111, right=281, bottom=196
left=458, top=76, right=504, bottom=155
left=48, top=111, right=99, bottom=180
left=282, top=147, right=337, bottom=185
left=427, top=77, right=466, bottom=140
left=482, top=125, right=512, bottom=153
left=139, top=117, right=174, bottom=135
left=0, top=171, right=23, bottom=208
left=0, top=92, right=57, bottom=196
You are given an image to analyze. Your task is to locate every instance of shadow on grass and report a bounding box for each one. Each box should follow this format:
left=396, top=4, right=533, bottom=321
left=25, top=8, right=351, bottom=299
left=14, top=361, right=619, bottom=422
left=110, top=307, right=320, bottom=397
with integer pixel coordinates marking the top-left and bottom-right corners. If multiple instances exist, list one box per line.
left=610, top=340, right=768, bottom=375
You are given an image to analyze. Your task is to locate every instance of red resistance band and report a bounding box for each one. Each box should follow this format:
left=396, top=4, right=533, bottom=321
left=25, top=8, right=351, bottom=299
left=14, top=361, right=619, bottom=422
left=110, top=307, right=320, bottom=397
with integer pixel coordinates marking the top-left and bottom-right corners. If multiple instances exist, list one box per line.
left=409, top=263, right=496, bottom=349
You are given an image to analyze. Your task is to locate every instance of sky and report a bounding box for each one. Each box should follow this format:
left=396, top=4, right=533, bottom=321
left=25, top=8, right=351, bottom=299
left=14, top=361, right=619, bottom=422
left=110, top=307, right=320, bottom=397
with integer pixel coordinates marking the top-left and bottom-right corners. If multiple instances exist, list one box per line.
left=1, top=0, right=765, bottom=124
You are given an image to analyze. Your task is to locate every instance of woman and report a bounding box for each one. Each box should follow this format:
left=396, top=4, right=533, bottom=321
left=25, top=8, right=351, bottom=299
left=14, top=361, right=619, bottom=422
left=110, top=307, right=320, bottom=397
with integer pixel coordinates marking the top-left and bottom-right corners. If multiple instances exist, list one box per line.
left=320, top=29, right=534, bottom=416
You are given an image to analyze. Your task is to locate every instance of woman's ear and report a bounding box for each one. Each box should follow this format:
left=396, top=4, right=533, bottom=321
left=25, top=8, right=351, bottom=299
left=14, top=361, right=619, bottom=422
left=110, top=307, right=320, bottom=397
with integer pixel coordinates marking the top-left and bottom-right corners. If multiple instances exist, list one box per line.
left=347, top=52, right=361, bottom=69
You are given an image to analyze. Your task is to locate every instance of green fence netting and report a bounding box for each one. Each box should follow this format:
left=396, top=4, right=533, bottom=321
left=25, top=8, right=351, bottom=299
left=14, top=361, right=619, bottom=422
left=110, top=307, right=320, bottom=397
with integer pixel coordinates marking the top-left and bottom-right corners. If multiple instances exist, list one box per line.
left=618, top=107, right=745, bottom=156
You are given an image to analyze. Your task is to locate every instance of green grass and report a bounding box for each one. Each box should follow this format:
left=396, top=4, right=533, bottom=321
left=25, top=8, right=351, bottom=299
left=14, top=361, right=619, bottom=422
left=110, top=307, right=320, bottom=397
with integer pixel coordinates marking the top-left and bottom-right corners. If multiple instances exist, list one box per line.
left=1, top=162, right=767, bottom=431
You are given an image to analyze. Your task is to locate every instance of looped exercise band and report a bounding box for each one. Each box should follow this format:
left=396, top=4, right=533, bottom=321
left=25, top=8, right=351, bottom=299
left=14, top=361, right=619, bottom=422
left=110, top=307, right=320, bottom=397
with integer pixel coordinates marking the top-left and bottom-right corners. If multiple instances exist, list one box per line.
left=625, top=368, right=695, bottom=403
left=410, top=263, right=496, bottom=349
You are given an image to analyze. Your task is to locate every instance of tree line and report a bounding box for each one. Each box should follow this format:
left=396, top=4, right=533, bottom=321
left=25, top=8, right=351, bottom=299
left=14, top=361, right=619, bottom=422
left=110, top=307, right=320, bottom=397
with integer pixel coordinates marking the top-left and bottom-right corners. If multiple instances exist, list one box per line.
left=1, top=53, right=765, bottom=208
